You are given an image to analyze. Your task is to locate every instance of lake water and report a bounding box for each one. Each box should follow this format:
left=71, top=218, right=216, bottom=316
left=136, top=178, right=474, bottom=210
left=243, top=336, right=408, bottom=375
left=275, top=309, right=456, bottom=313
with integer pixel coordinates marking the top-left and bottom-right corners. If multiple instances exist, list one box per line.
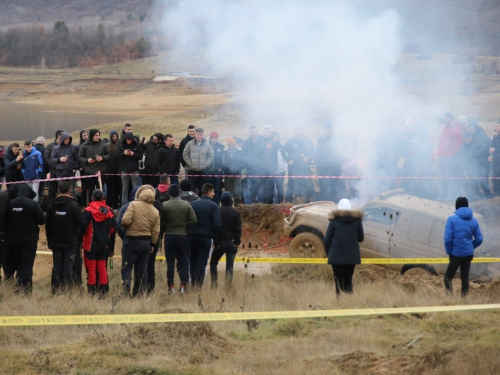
left=0, top=101, right=140, bottom=142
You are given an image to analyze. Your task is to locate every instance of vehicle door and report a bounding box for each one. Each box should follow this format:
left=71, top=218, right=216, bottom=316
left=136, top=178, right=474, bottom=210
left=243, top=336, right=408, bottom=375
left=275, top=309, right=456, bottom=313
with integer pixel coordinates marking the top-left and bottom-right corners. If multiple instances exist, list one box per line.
left=361, top=204, right=401, bottom=258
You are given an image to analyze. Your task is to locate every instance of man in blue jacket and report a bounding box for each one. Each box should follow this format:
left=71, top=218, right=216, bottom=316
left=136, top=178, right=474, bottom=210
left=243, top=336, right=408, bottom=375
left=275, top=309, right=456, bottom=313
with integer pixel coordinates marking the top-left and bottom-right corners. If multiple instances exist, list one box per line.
left=21, top=141, right=44, bottom=202
left=444, top=197, right=483, bottom=297
left=189, top=183, right=221, bottom=287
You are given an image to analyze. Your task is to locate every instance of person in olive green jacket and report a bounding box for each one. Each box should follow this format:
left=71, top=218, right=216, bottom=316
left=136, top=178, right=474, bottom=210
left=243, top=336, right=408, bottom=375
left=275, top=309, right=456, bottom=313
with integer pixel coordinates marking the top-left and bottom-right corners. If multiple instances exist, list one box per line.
left=161, top=183, right=197, bottom=294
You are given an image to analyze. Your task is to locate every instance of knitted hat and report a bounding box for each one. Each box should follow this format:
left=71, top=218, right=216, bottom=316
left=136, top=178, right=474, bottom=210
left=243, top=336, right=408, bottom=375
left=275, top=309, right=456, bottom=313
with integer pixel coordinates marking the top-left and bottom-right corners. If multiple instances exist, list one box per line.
left=455, top=197, right=469, bottom=210
left=338, top=198, right=352, bottom=210
left=92, top=189, right=104, bottom=201
left=210, top=131, right=218, bottom=138
left=124, top=132, right=134, bottom=140
left=220, top=191, right=233, bottom=205
left=169, top=184, right=180, bottom=198
left=227, top=137, right=236, bottom=146
left=36, top=136, right=45, bottom=144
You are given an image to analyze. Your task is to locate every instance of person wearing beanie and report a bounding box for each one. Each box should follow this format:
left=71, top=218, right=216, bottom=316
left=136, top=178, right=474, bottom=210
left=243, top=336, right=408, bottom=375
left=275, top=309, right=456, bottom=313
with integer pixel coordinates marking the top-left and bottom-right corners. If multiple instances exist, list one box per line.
left=324, top=198, right=364, bottom=297
left=50, top=132, right=79, bottom=192
left=78, top=129, right=111, bottom=207
left=161, top=183, right=197, bottom=294
left=222, top=137, right=244, bottom=206
left=44, top=130, right=64, bottom=202
left=179, top=178, right=199, bottom=202
left=444, top=196, right=483, bottom=297
left=210, top=191, right=241, bottom=287
left=82, top=189, right=116, bottom=297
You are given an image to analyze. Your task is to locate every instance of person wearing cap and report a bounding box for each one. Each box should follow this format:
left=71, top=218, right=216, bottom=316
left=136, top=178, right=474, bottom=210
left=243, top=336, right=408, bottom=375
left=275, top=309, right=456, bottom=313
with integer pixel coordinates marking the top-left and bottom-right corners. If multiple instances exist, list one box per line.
left=489, top=119, right=500, bottom=196
left=182, top=128, right=214, bottom=197
left=157, top=134, right=180, bottom=186
left=206, top=131, right=224, bottom=204
left=44, top=130, right=63, bottom=202
left=118, top=132, right=143, bottom=205
left=78, top=129, right=111, bottom=206
left=121, top=185, right=160, bottom=297
left=82, top=189, right=116, bottom=296
left=222, top=137, right=244, bottom=205
left=444, top=197, right=483, bottom=297
left=210, top=191, right=241, bottom=287
left=324, top=198, right=364, bottom=297
left=162, top=183, right=197, bottom=294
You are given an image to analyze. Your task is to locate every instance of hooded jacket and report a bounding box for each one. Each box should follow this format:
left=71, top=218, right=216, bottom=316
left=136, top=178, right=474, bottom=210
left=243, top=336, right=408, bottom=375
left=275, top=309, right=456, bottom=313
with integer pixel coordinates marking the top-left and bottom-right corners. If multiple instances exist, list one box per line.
left=83, top=200, right=116, bottom=254
left=21, top=147, right=44, bottom=181
left=78, top=136, right=111, bottom=174
left=46, top=194, right=86, bottom=248
left=217, top=195, right=242, bottom=246
left=44, top=139, right=59, bottom=172
left=156, top=143, right=180, bottom=175
left=118, top=134, right=143, bottom=173
left=116, top=186, right=141, bottom=241
left=51, top=132, right=79, bottom=171
left=4, top=145, right=24, bottom=182
left=121, top=185, right=160, bottom=244
left=183, top=138, right=214, bottom=172
left=324, top=208, right=364, bottom=265
left=141, top=140, right=160, bottom=170
left=107, top=130, right=121, bottom=173
left=5, top=184, right=45, bottom=243
left=222, top=147, right=244, bottom=175
left=0, top=183, right=21, bottom=234
left=444, top=207, right=483, bottom=257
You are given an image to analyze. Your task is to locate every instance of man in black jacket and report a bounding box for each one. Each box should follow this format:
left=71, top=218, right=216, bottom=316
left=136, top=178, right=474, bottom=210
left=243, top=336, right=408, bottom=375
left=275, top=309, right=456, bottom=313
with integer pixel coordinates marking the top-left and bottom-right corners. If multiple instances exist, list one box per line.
left=179, top=125, right=196, bottom=177
left=4, top=143, right=24, bottom=183
left=3, top=184, right=46, bottom=293
left=118, top=132, right=143, bottom=205
left=0, top=145, right=5, bottom=191
left=157, top=134, right=180, bottom=185
left=34, top=137, right=48, bottom=203
left=0, top=183, right=21, bottom=282
left=46, top=181, right=86, bottom=293
left=210, top=191, right=241, bottom=287
left=44, top=130, right=63, bottom=202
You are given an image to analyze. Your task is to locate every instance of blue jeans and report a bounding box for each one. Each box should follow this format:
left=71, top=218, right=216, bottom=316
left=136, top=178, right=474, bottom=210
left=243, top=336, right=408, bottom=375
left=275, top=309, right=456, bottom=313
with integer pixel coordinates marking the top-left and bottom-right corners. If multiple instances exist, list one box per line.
left=189, top=234, right=212, bottom=287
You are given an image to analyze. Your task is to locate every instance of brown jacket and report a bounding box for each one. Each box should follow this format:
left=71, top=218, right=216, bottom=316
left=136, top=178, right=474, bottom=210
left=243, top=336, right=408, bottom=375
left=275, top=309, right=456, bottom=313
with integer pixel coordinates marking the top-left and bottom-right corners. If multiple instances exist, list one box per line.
left=121, top=185, right=160, bottom=244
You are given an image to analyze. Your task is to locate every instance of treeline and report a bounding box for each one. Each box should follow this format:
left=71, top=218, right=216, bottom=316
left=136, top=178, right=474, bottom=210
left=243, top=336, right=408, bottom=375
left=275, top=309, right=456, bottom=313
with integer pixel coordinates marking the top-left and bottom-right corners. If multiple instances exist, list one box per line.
left=0, top=21, right=152, bottom=68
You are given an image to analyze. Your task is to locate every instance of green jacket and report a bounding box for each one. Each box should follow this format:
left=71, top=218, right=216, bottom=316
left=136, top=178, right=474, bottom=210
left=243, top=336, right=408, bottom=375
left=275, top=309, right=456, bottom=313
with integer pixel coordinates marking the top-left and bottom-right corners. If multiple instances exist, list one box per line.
left=162, top=197, right=197, bottom=235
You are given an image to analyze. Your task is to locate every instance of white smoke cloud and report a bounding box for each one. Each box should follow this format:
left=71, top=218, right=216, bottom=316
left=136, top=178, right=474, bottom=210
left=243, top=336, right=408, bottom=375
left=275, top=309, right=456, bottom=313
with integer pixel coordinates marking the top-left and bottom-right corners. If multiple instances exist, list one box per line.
left=158, top=0, right=453, bottom=203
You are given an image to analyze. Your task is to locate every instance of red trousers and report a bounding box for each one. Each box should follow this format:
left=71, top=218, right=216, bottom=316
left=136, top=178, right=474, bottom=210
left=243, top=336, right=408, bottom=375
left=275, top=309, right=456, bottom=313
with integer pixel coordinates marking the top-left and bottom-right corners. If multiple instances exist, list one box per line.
left=83, top=251, right=108, bottom=285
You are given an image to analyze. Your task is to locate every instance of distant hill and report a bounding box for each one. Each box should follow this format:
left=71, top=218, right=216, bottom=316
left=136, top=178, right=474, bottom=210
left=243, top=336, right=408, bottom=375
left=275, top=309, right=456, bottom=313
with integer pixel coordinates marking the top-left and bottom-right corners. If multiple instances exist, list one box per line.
left=1, top=0, right=500, bottom=56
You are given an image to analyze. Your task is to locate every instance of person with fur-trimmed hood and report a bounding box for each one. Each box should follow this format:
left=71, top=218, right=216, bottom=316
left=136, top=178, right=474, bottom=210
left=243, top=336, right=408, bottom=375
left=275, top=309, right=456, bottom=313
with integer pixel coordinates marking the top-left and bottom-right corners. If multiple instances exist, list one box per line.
left=121, top=184, right=160, bottom=296
left=324, top=198, right=364, bottom=297
left=82, top=189, right=116, bottom=296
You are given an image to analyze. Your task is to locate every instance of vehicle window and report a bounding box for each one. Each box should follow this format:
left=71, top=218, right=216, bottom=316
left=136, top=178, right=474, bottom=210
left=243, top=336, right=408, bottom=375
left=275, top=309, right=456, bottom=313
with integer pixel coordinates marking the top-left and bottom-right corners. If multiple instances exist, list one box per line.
left=429, top=220, right=445, bottom=248
left=363, top=206, right=400, bottom=226
left=407, top=215, right=432, bottom=245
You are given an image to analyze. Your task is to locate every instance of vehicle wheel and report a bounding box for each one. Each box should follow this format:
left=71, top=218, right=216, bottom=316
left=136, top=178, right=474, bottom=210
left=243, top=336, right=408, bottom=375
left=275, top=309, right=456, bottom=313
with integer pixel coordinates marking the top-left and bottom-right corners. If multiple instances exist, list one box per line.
left=289, top=233, right=326, bottom=258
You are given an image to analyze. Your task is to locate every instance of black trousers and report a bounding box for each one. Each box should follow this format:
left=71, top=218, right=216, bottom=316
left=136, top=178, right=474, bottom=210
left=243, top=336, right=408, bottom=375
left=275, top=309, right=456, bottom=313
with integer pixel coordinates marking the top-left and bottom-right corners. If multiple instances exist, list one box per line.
left=48, top=169, right=59, bottom=203
left=133, top=243, right=158, bottom=294
left=0, top=237, right=4, bottom=282
left=106, top=174, right=122, bottom=209
left=332, top=264, right=356, bottom=296
left=189, top=234, right=212, bottom=287
left=72, top=247, right=83, bottom=286
left=121, top=239, right=150, bottom=296
left=188, top=170, right=205, bottom=197
left=210, top=240, right=238, bottom=286
left=3, top=241, right=38, bottom=292
left=51, top=243, right=78, bottom=292
left=444, top=254, right=473, bottom=297
left=165, top=234, right=190, bottom=286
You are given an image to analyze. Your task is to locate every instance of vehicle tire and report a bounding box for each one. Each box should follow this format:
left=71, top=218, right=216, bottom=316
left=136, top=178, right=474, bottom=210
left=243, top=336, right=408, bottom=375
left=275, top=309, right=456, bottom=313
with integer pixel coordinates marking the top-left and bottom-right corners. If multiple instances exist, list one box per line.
left=289, top=233, right=326, bottom=258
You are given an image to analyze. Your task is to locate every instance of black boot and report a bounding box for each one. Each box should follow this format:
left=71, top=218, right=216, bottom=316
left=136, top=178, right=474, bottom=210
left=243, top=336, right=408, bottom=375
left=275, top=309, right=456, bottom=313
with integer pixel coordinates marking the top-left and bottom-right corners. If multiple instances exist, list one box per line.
left=87, top=284, right=97, bottom=296
left=98, top=284, right=109, bottom=299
